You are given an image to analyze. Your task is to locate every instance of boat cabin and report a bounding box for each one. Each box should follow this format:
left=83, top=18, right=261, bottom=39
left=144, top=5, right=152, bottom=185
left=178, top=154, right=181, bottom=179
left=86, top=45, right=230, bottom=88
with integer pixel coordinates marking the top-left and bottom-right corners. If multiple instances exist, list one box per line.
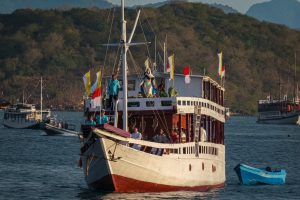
left=83, top=72, right=225, bottom=145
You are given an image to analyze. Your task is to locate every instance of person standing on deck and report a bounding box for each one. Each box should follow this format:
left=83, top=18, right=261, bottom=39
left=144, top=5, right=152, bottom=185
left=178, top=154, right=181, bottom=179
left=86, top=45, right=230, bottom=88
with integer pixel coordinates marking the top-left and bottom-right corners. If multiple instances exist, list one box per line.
left=108, top=74, right=120, bottom=112
left=200, top=126, right=207, bottom=142
left=96, top=109, right=109, bottom=125
left=131, top=127, right=142, bottom=150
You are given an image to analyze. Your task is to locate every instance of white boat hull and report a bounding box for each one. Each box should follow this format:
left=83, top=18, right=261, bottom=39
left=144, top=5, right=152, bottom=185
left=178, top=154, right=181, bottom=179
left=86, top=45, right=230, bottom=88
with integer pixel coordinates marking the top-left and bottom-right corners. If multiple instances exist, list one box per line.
left=2, top=119, right=41, bottom=129
left=44, top=123, right=79, bottom=135
left=257, top=112, right=299, bottom=124
left=82, top=135, right=225, bottom=192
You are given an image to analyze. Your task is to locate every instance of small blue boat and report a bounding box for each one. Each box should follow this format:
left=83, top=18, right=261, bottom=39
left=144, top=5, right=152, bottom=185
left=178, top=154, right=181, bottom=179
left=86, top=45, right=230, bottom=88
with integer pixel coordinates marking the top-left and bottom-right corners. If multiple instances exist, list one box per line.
left=234, top=164, right=287, bottom=185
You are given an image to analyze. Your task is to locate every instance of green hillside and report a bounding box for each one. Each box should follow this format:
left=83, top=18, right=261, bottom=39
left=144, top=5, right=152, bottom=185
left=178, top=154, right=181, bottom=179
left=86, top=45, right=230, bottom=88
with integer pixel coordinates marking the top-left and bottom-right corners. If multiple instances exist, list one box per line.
left=0, top=2, right=299, bottom=113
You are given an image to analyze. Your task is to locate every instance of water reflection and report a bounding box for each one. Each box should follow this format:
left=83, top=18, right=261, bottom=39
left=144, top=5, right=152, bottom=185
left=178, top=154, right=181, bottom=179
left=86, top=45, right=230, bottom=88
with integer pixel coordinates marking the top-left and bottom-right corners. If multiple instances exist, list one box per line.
left=87, top=188, right=223, bottom=200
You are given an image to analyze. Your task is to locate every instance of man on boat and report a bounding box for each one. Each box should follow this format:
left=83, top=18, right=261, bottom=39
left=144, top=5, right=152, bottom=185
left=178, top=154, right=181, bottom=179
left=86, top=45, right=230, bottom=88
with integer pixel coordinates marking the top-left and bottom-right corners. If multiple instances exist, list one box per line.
left=151, top=129, right=169, bottom=155
left=108, top=74, right=120, bottom=111
left=86, top=116, right=96, bottom=126
left=96, top=109, right=109, bottom=125
left=200, top=126, right=207, bottom=142
left=170, top=128, right=179, bottom=143
left=131, top=127, right=142, bottom=150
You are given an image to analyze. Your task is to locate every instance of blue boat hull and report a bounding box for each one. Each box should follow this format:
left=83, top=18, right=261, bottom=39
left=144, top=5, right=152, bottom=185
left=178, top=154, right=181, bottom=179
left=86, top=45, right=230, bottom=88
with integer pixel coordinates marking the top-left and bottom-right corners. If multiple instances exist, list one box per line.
left=234, top=164, right=286, bottom=185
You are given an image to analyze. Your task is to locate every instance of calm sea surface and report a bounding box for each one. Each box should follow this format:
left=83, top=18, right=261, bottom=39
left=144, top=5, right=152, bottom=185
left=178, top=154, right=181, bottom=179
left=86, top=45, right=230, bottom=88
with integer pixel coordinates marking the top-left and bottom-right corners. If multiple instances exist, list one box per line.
left=0, top=111, right=299, bottom=200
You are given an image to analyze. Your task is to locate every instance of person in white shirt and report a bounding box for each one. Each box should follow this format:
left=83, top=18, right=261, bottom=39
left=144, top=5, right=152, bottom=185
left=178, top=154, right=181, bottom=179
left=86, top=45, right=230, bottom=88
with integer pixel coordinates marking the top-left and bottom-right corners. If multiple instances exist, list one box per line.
left=200, top=127, right=207, bottom=142
left=131, top=127, right=142, bottom=150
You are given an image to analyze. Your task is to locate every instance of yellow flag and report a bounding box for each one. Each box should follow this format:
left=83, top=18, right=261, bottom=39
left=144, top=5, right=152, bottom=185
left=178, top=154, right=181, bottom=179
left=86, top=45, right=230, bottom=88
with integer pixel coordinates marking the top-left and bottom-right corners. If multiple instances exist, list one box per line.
left=83, top=71, right=91, bottom=96
left=218, top=52, right=223, bottom=77
left=168, top=54, right=175, bottom=80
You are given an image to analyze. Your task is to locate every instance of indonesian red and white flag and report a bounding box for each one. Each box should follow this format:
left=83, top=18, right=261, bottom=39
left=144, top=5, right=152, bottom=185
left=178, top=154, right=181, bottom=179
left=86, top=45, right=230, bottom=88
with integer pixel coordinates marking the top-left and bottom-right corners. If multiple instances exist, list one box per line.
left=183, top=65, right=191, bottom=84
left=91, top=71, right=102, bottom=108
left=221, top=65, right=225, bottom=78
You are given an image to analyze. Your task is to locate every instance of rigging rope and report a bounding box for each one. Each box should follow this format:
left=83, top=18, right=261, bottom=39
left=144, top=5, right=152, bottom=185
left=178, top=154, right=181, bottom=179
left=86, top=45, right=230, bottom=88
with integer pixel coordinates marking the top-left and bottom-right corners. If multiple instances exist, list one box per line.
left=102, top=7, right=116, bottom=75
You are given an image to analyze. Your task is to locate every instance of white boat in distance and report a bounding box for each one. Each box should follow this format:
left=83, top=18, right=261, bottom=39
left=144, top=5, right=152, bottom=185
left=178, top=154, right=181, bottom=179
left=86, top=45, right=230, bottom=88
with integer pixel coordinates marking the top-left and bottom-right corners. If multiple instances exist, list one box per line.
left=2, top=77, right=51, bottom=129
left=80, top=0, right=226, bottom=192
left=2, top=103, right=51, bottom=129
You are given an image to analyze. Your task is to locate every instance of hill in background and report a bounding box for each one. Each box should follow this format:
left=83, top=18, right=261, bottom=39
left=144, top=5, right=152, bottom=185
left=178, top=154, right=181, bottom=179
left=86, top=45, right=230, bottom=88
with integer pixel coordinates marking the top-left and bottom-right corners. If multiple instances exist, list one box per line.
left=247, top=0, right=300, bottom=30
left=0, top=0, right=113, bottom=14
left=0, top=2, right=299, bottom=114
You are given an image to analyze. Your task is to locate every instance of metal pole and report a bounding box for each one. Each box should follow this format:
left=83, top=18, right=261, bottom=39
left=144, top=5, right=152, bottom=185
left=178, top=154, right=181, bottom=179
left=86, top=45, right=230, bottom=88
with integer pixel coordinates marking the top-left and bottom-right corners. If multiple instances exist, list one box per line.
left=40, top=77, right=43, bottom=121
left=121, top=0, right=128, bottom=131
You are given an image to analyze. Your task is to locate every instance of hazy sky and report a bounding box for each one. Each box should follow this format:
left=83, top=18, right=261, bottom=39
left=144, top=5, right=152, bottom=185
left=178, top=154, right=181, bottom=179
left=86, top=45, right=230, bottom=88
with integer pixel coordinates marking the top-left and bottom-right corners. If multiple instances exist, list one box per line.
left=107, top=0, right=269, bottom=13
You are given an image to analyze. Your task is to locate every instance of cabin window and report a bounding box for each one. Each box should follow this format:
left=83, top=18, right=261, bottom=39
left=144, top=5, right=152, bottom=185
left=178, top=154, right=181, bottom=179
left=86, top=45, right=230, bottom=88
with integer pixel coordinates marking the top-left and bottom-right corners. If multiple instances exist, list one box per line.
left=161, top=101, right=172, bottom=106
left=146, top=101, right=155, bottom=107
left=183, top=147, right=186, bottom=154
left=202, top=162, right=205, bottom=171
left=183, top=101, right=186, bottom=106
left=128, top=102, right=140, bottom=107
left=128, top=80, right=136, bottom=91
left=178, top=101, right=181, bottom=105
left=187, top=101, right=190, bottom=106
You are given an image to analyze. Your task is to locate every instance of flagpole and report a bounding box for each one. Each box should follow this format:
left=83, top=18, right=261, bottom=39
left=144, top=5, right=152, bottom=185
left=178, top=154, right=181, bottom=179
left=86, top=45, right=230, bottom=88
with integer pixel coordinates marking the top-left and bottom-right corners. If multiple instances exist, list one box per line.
left=163, top=34, right=167, bottom=73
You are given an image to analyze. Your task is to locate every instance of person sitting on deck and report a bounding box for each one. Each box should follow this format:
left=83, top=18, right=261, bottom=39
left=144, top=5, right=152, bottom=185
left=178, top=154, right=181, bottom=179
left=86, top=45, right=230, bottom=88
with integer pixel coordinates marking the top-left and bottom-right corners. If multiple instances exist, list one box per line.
left=96, top=109, right=109, bottom=125
left=168, top=86, right=178, bottom=97
left=130, top=127, right=142, bottom=150
left=170, top=128, right=179, bottom=143
left=181, top=129, right=187, bottom=143
left=151, top=129, right=169, bottom=155
left=157, top=80, right=168, bottom=97
left=140, top=65, right=155, bottom=98
left=85, top=116, right=96, bottom=126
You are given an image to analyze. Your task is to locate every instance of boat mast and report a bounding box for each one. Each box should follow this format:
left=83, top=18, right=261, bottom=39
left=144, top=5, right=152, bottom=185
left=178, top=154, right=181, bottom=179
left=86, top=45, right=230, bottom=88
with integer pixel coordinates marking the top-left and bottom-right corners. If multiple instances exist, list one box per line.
left=121, top=0, right=128, bottom=131
left=40, top=77, right=43, bottom=120
left=294, top=52, right=297, bottom=103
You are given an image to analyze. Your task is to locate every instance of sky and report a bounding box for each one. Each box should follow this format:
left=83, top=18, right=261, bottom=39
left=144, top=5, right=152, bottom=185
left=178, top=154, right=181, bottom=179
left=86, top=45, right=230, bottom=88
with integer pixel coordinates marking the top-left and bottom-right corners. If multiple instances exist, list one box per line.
left=107, top=0, right=269, bottom=13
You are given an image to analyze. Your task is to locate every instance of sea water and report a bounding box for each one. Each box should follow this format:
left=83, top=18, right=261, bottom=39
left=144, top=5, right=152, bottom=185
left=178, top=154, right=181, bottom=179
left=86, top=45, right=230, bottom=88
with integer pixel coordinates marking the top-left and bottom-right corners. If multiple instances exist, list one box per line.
left=0, top=112, right=299, bottom=199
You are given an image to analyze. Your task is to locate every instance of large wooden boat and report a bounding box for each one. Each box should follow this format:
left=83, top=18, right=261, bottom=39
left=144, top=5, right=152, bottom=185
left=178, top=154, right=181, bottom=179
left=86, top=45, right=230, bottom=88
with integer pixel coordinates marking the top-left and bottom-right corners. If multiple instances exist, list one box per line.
left=257, top=99, right=300, bottom=124
left=80, top=0, right=226, bottom=192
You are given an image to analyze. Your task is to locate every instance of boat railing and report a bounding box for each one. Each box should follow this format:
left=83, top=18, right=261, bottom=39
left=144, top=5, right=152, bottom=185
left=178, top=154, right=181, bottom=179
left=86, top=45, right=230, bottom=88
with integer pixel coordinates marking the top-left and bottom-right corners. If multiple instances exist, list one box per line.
left=93, top=127, right=224, bottom=158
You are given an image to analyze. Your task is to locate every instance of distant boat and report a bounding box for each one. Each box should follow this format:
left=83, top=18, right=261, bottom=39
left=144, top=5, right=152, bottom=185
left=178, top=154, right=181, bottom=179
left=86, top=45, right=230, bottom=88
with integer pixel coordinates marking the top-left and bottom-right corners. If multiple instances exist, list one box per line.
left=2, top=77, right=51, bottom=129
left=225, top=107, right=230, bottom=119
left=257, top=99, right=300, bottom=124
left=44, top=118, right=78, bottom=135
left=0, top=99, right=10, bottom=109
left=2, top=103, right=51, bottom=129
left=258, top=53, right=300, bottom=124
left=234, top=164, right=287, bottom=185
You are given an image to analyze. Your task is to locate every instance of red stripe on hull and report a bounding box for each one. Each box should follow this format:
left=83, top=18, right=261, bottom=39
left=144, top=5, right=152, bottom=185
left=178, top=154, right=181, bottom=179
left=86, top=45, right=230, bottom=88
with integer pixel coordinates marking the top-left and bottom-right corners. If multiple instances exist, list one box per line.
left=89, top=174, right=225, bottom=193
